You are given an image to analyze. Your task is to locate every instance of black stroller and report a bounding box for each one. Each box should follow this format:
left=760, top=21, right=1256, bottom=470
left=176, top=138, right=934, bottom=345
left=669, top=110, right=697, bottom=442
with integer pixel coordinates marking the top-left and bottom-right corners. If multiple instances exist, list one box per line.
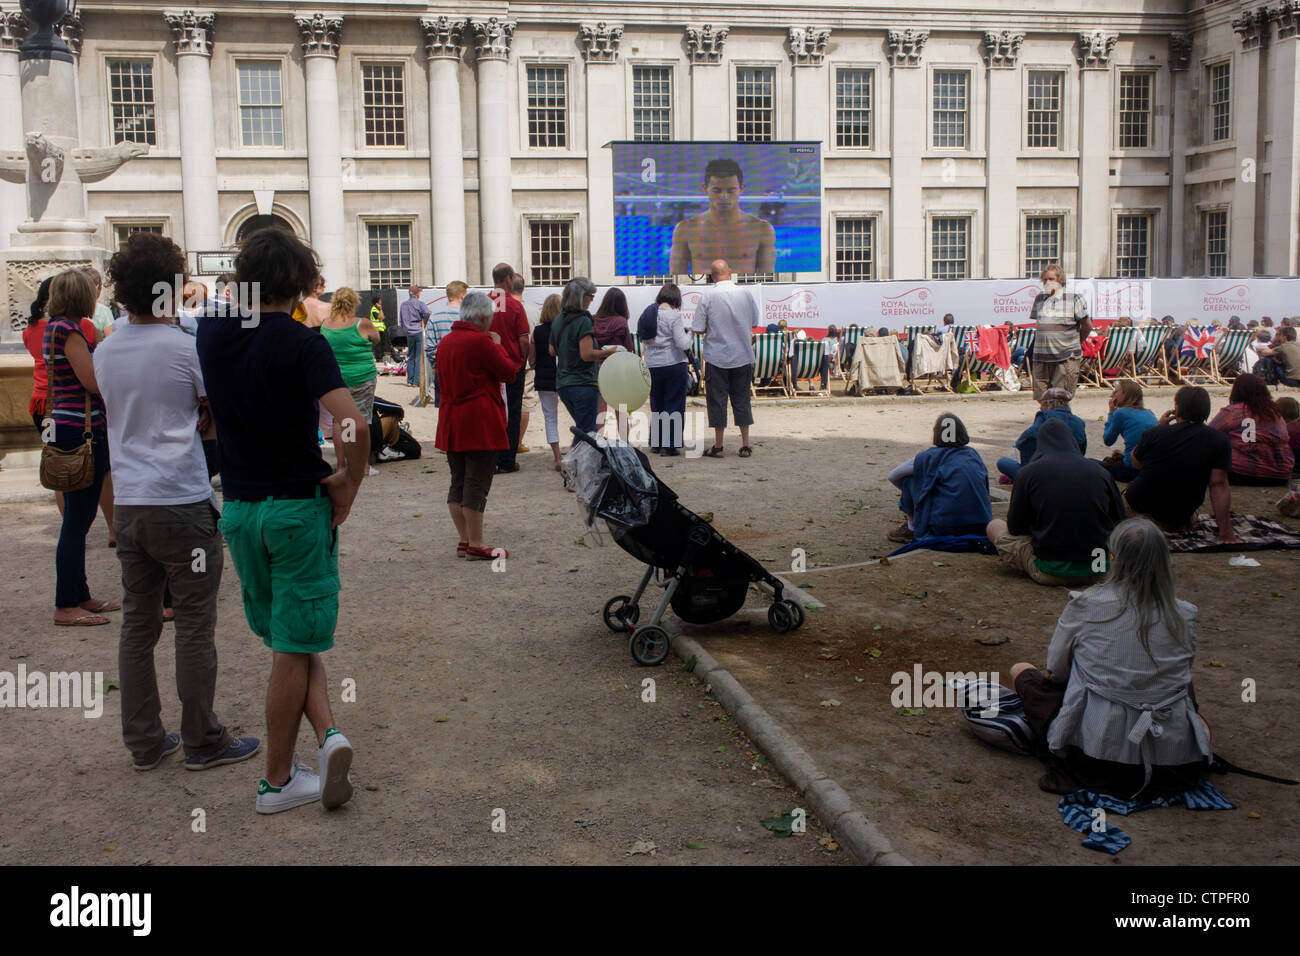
left=568, top=428, right=805, bottom=666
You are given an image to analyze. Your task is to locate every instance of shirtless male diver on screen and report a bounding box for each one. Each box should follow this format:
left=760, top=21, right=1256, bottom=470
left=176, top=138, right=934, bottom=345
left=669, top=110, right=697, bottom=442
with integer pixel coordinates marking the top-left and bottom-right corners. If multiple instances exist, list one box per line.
left=668, top=158, right=776, bottom=275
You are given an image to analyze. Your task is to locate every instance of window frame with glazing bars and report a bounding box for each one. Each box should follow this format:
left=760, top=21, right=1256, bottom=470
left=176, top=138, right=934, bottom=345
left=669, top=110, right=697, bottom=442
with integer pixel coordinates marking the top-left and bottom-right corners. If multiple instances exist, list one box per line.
left=932, top=70, right=969, bottom=149
left=366, top=222, right=414, bottom=289
left=835, top=68, right=874, bottom=149
left=1023, top=215, right=1062, bottom=278
left=736, top=66, right=776, bottom=143
left=1205, top=209, right=1229, bottom=278
left=107, top=58, right=158, bottom=147
left=528, top=219, right=575, bottom=285
left=1025, top=70, right=1062, bottom=149
left=526, top=63, right=569, bottom=149
left=1114, top=214, right=1152, bottom=278
left=1208, top=61, right=1231, bottom=143
left=236, top=60, right=285, bottom=148
left=930, top=216, right=970, bottom=279
left=834, top=217, right=876, bottom=280
left=360, top=61, right=407, bottom=148
left=631, top=64, right=672, bottom=142
left=1117, top=71, right=1152, bottom=149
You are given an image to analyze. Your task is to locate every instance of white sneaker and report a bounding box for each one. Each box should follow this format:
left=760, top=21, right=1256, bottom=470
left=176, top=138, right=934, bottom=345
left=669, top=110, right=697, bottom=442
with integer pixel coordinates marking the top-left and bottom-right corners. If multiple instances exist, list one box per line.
left=255, top=760, right=321, bottom=814
left=368, top=465, right=379, bottom=476
left=318, top=730, right=354, bottom=811
left=377, top=446, right=403, bottom=462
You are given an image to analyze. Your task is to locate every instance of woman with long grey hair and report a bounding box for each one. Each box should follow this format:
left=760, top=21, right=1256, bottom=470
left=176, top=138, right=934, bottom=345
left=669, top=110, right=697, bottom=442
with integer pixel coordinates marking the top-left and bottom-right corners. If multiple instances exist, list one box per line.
left=548, top=277, right=616, bottom=436
left=1008, top=517, right=1213, bottom=798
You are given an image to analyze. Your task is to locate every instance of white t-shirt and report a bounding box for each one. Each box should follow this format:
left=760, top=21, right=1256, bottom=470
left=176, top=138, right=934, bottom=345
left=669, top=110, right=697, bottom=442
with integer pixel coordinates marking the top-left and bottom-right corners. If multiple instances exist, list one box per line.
left=692, top=279, right=759, bottom=369
left=93, top=322, right=213, bottom=507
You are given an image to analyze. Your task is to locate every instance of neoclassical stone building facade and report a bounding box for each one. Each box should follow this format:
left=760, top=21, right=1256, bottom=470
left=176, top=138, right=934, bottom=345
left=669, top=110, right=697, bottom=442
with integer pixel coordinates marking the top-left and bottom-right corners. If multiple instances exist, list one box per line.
left=1, top=0, right=1296, bottom=291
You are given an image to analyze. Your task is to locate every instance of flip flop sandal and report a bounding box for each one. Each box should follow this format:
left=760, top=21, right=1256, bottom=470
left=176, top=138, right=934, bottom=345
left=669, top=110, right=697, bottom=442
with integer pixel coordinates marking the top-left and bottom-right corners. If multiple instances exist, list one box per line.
left=55, top=614, right=110, bottom=627
left=465, top=546, right=508, bottom=561
left=739, top=446, right=753, bottom=458
left=703, top=446, right=725, bottom=458
left=81, top=600, right=122, bottom=613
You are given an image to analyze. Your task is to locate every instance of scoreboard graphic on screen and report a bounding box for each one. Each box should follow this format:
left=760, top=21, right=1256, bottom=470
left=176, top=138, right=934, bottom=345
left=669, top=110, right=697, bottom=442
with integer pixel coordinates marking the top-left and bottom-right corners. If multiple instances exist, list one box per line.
left=611, top=141, right=823, bottom=276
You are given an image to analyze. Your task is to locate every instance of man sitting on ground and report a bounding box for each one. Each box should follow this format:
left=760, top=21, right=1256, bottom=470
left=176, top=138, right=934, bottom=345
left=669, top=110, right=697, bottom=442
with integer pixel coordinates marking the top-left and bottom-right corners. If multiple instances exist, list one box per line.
left=1125, top=385, right=1237, bottom=545
left=1256, top=326, right=1300, bottom=386
left=986, top=419, right=1125, bottom=587
left=995, top=388, right=1087, bottom=482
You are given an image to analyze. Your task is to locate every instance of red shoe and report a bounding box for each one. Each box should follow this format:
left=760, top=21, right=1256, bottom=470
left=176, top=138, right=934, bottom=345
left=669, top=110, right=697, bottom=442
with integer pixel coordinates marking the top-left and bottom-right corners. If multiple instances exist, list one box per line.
left=465, top=545, right=508, bottom=561
left=457, top=541, right=468, bottom=558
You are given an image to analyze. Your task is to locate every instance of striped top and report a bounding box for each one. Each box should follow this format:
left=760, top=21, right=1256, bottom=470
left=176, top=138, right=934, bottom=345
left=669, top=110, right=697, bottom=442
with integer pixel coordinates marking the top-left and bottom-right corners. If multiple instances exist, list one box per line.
left=43, top=317, right=105, bottom=430
left=1030, top=291, right=1090, bottom=362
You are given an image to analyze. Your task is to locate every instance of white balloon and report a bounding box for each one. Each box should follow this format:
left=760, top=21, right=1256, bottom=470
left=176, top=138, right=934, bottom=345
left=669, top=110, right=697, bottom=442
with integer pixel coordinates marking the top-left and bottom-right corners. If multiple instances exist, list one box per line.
left=598, top=350, right=652, bottom=411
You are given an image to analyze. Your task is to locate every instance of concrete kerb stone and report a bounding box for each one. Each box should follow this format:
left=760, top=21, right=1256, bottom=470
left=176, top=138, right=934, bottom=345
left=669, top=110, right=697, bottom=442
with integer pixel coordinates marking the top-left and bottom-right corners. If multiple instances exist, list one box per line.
left=670, top=628, right=911, bottom=866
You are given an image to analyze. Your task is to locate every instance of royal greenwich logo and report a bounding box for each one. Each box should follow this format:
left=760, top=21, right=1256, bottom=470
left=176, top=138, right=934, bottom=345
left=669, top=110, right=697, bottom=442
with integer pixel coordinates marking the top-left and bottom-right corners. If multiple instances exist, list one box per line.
left=879, top=287, right=936, bottom=318
left=991, top=284, right=1040, bottom=315
left=50, top=887, right=152, bottom=936
left=765, top=288, right=820, bottom=323
left=1201, top=283, right=1250, bottom=313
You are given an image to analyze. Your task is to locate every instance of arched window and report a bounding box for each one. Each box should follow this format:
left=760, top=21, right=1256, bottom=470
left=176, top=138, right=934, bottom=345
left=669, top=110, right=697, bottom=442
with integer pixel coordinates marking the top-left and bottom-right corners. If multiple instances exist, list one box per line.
left=236, top=214, right=294, bottom=242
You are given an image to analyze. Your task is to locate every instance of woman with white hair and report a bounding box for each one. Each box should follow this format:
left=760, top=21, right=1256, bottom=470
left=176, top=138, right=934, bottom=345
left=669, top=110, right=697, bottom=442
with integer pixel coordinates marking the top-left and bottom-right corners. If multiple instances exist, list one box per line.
left=434, top=292, right=523, bottom=559
left=1009, top=517, right=1213, bottom=798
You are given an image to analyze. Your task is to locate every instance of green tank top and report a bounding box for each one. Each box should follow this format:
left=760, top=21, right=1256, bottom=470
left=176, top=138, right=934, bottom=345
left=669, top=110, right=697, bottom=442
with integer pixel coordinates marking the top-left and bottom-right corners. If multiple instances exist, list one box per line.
left=321, top=319, right=377, bottom=386
left=369, top=304, right=386, bottom=332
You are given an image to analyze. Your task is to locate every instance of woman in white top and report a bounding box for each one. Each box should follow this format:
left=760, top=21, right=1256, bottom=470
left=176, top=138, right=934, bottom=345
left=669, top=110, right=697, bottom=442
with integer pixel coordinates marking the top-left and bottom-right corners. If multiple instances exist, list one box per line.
left=640, top=283, right=693, bottom=456
left=1009, top=517, right=1212, bottom=798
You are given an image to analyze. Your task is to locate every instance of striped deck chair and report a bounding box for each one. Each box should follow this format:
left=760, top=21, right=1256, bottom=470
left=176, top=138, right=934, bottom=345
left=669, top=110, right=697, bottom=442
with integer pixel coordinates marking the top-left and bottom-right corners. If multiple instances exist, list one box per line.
left=689, top=331, right=706, bottom=393
left=751, top=331, right=789, bottom=396
left=788, top=338, right=828, bottom=395
left=1177, top=325, right=1218, bottom=385
left=1009, top=326, right=1035, bottom=388
left=1132, top=324, right=1174, bottom=386
left=628, top=332, right=644, bottom=358
left=904, top=325, right=948, bottom=389
left=837, top=326, right=864, bottom=381
left=1212, top=328, right=1252, bottom=383
left=1081, top=326, right=1138, bottom=387
left=960, top=326, right=1022, bottom=392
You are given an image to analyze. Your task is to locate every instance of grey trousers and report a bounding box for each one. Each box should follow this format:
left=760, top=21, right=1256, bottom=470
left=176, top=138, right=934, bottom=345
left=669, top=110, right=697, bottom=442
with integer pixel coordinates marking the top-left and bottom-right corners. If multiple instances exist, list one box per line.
left=115, top=501, right=231, bottom=763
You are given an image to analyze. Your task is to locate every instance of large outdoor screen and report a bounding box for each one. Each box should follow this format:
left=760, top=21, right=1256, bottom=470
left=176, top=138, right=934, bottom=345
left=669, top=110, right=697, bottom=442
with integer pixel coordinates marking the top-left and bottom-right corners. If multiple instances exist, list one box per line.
left=612, top=141, right=822, bottom=276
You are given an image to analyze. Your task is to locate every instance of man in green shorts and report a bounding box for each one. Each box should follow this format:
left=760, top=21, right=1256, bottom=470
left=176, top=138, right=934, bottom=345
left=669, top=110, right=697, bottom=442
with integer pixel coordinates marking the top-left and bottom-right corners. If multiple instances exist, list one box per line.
left=197, top=229, right=371, bottom=814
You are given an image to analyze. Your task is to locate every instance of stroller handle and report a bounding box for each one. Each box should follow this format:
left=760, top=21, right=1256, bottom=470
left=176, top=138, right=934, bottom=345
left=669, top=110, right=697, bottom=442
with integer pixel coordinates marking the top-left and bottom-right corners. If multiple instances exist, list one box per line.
left=569, top=426, right=602, bottom=449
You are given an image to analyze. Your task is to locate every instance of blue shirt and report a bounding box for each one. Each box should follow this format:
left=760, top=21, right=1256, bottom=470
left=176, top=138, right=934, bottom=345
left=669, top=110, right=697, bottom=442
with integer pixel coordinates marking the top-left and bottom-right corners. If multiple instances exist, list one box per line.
left=1103, top=406, right=1157, bottom=467
left=398, top=297, right=430, bottom=335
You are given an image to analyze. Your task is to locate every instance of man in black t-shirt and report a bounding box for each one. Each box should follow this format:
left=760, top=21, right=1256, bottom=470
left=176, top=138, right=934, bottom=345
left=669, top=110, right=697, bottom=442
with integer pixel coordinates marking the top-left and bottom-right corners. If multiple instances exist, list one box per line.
left=1126, top=386, right=1237, bottom=543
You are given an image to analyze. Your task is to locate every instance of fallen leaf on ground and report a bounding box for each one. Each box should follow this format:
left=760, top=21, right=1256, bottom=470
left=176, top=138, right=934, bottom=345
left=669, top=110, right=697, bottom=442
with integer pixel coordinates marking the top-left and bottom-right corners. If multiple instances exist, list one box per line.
left=820, top=699, right=841, bottom=708
left=628, top=840, right=657, bottom=856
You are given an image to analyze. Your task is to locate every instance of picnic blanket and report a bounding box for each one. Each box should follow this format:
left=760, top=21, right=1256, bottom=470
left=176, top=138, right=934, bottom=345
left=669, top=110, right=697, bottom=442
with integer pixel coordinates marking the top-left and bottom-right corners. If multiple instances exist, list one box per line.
left=1058, top=779, right=1236, bottom=854
left=887, top=534, right=997, bottom=559
left=1165, top=514, right=1300, bottom=552
left=845, top=338, right=906, bottom=392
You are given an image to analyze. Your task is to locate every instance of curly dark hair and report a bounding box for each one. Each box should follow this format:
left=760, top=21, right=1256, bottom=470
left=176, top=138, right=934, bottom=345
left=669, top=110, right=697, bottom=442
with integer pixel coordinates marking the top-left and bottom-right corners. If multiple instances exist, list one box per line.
left=107, top=232, right=186, bottom=318
left=234, top=227, right=321, bottom=303
left=1228, top=372, right=1281, bottom=422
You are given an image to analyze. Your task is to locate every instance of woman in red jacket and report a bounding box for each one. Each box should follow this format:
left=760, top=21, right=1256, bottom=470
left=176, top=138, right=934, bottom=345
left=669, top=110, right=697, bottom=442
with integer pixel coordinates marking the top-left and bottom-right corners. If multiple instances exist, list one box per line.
left=435, top=292, right=523, bottom=560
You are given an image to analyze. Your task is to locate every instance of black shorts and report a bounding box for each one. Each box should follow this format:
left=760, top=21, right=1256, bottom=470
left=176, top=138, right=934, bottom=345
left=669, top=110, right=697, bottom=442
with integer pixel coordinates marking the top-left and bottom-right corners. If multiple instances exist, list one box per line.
left=704, top=364, right=754, bottom=429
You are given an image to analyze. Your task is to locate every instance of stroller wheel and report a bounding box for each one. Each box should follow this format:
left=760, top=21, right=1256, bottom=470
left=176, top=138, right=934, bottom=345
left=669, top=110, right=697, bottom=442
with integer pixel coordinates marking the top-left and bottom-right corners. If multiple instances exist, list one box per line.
left=629, top=625, right=671, bottom=666
left=768, top=602, right=796, bottom=634
left=785, top=599, right=805, bottom=629
left=602, top=595, right=639, bottom=633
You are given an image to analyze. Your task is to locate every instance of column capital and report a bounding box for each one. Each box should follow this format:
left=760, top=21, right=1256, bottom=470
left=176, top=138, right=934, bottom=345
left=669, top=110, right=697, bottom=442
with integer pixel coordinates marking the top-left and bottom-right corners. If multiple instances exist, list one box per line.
left=1075, top=30, right=1117, bottom=69
left=0, top=9, right=28, bottom=54
left=59, top=7, right=81, bottom=58
left=578, top=22, right=622, bottom=63
left=420, top=15, right=465, bottom=61
left=295, top=12, right=342, bottom=59
left=1274, top=2, right=1300, bottom=40
left=786, top=26, right=830, bottom=66
left=684, top=24, right=727, bottom=65
left=1168, top=32, right=1192, bottom=70
left=981, top=30, right=1024, bottom=68
left=164, top=10, right=216, bottom=57
left=1233, top=8, right=1269, bottom=50
left=886, top=29, right=928, bottom=68
left=469, top=16, right=515, bottom=62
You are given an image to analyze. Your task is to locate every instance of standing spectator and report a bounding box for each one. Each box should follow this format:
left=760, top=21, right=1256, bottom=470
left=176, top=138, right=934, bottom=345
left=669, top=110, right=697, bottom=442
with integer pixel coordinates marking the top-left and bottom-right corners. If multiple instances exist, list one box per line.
left=693, top=259, right=758, bottom=458
left=83, top=266, right=115, bottom=343
left=197, top=228, right=368, bottom=815
left=96, top=232, right=259, bottom=772
left=1125, top=386, right=1236, bottom=542
left=369, top=294, right=393, bottom=362
left=1208, top=373, right=1295, bottom=484
left=642, top=283, right=691, bottom=456
left=425, top=281, right=463, bottom=409
left=996, top=388, right=1088, bottom=482
left=531, top=294, right=564, bottom=471
left=986, top=419, right=1125, bottom=587
left=299, top=277, right=330, bottom=328
left=399, top=285, right=430, bottom=390
left=488, top=263, right=531, bottom=474
left=510, top=275, right=540, bottom=453
left=593, top=288, right=634, bottom=439
left=1099, top=379, right=1156, bottom=483
left=435, top=293, right=522, bottom=558
left=320, top=288, right=381, bottom=476
left=1028, top=263, right=1091, bottom=399
left=43, top=270, right=120, bottom=625
left=823, top=326, right=843, bottom=382
left=551, top=277, right=616, bottom=437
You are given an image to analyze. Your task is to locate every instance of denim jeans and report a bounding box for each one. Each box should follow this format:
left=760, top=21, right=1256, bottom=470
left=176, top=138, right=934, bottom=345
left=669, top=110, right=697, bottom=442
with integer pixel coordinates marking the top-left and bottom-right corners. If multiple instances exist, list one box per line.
left=53, top=424, right=110, bottom=608
left=557, top=385, right=600, bottom=438
left=996, top=457, right=1022, bottom=481
left=406, top=330, right=423, bottom=385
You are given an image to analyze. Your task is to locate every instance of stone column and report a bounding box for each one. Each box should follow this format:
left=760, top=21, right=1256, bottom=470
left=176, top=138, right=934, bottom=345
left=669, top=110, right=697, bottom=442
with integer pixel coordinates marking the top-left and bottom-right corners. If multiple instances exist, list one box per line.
left=1076, top=31, right=1116, bottom=278
left=887, top=29, right=927, bottom=279
left=982, top=30, right=1024, bottom=279
left=1266, top=4, right=1300, bottom=275
left=0, top=10, right=25, bottom=246
left=788, top=27, right=830, bottom=280
left=165, top=9, right=219, bottom=252
left=470, top=16, right=514, bottom=281
left=1168, top=33, right=1191, bottom=275
left=685, top=24, right=728, bottom=141
left=421, top=15, right=467, bottom=284
left=1231, top=10, right=1266, bottom=276
left=295, top=12, right=346, bottom=285
left=579, top=22, right=623, bottom=283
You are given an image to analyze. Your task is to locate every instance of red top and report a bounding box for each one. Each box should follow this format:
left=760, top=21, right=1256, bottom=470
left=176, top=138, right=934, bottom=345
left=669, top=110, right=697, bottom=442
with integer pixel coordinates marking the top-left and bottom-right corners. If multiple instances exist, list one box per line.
left=488, top=289, right=530, bottom=367
left=434, top=321, right=523, bottom=452
left=22, top=317, right=97, bottom=416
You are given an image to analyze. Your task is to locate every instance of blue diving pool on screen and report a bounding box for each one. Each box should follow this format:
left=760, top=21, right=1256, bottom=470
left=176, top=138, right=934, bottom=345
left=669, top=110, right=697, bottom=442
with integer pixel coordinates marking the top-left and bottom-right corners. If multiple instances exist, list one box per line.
left=615, top=219, right=820, bottom=273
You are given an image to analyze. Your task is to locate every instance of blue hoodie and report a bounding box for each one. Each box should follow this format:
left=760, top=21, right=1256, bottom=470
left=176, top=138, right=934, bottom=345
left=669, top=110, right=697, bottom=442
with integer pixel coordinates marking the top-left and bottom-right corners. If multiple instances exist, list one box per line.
left=899, top=444, right=993, bottom=538
left=1015, top=407, right=1087, bottom=464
